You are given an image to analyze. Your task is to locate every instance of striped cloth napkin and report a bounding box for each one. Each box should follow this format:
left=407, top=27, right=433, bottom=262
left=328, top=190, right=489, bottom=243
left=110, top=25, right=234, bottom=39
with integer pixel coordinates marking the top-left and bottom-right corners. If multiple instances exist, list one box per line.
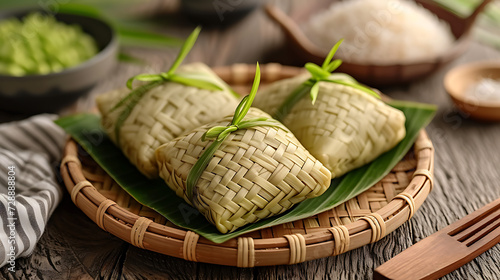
left=0, top=115, right=65, bottom=268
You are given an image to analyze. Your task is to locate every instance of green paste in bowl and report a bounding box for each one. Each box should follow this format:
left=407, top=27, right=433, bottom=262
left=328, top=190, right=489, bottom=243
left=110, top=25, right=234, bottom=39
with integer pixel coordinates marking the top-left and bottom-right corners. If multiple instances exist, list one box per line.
left=0, top=12, right=98, bottom=76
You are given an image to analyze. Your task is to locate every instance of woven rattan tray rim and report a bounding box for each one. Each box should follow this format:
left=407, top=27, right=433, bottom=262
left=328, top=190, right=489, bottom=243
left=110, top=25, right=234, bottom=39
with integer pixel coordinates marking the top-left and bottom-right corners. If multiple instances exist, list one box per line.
left=60, top=63, right=434, bottom=267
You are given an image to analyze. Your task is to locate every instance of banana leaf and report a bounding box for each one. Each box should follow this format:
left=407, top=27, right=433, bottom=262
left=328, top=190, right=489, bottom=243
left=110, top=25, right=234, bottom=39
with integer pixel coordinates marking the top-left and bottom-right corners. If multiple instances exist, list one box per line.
left=55, top=100, right=436, bottom=243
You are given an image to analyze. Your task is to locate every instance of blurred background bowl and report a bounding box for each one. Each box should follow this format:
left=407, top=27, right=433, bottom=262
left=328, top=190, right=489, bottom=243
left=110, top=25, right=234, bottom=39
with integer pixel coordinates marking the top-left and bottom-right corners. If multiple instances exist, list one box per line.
left=0, top=8, right=118, bottom=114
left=266, top=0, right=492, bottom=87
left=444, top=60, right=500, bottom=121
left=180, top=0, right=261, bottom=25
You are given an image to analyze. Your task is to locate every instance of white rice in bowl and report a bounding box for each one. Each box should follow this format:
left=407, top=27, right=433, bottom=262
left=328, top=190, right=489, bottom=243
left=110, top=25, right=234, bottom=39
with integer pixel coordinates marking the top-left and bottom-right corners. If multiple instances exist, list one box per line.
left=303, top=0, right=455, bottom=65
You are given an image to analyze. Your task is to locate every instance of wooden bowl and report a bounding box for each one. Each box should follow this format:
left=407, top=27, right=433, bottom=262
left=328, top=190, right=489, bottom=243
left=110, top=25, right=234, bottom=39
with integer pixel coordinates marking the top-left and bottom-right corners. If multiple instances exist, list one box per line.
left=265, top=0, right=492, bottom=87
left=444, top=60, right=500, bottom=121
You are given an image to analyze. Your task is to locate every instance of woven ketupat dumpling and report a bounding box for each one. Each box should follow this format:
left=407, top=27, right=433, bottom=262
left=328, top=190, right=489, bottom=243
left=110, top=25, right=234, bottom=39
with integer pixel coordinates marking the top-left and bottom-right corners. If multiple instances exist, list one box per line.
left=253, top=75, right=406, bottom=178
left=96, top=63, right=238, bottom=178
left=156, top=108, right=331, bottom=233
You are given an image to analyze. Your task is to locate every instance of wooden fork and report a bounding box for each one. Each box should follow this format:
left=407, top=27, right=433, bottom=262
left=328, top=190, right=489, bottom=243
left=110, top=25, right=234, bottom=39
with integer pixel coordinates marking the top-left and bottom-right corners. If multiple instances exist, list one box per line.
left=374, top=197, right=500, bottom=280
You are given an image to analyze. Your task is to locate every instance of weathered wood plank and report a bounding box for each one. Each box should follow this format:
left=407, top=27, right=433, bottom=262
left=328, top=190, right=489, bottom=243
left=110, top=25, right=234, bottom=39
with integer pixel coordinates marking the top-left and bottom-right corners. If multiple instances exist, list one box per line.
left=386, top=41, right=500, bottom=280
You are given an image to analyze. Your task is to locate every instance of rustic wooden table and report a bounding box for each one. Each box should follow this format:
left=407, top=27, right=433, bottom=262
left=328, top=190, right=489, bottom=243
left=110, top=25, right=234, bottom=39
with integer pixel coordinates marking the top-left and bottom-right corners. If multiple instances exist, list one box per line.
left=1, top=0, right=500, bottom=279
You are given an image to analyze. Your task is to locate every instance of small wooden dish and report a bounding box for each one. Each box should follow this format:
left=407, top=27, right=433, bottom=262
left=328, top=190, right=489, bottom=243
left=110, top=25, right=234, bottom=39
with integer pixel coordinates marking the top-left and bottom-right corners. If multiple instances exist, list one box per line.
left=444, top=60, right=500, bottom=121
left=265, top=0, right=492, bottom=87
left=60, top=63, right=435, bottom=267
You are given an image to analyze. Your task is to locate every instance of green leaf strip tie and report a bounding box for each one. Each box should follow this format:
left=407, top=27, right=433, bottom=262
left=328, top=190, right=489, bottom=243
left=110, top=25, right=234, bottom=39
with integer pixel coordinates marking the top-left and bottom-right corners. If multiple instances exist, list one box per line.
left=110, top=26, right=236, bottom=146
left=186, top=63, right=288, bottom=202
left=272, top=39, right=381, bottom=122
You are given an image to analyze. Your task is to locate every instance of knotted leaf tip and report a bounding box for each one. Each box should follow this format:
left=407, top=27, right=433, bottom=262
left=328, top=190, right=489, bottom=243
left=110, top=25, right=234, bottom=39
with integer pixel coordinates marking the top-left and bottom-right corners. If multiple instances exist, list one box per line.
left=273, top=39, right=381, bottom=121
left=305, top=39, right=380, bottom=100
left=125, top=26, right=203, bottom=90
left=187, top=63, right=287, bottom=201
left=110, top=26, right=231, bottom=146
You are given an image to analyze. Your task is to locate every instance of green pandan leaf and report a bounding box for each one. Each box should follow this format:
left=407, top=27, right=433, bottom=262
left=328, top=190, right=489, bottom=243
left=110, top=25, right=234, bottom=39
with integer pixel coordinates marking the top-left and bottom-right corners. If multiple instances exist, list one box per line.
left=55, top=100, right=436, bottom=243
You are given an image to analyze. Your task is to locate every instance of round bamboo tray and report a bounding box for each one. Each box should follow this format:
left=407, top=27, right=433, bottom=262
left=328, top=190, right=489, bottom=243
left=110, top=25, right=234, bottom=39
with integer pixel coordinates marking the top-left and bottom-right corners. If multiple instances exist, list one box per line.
left=60, top=63, right=434, bottom=267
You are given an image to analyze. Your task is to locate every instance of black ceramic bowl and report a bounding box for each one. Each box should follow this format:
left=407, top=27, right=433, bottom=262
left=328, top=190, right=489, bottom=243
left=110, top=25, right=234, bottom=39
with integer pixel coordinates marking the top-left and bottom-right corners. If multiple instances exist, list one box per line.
left=0, top=9, right=118, bottom=114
